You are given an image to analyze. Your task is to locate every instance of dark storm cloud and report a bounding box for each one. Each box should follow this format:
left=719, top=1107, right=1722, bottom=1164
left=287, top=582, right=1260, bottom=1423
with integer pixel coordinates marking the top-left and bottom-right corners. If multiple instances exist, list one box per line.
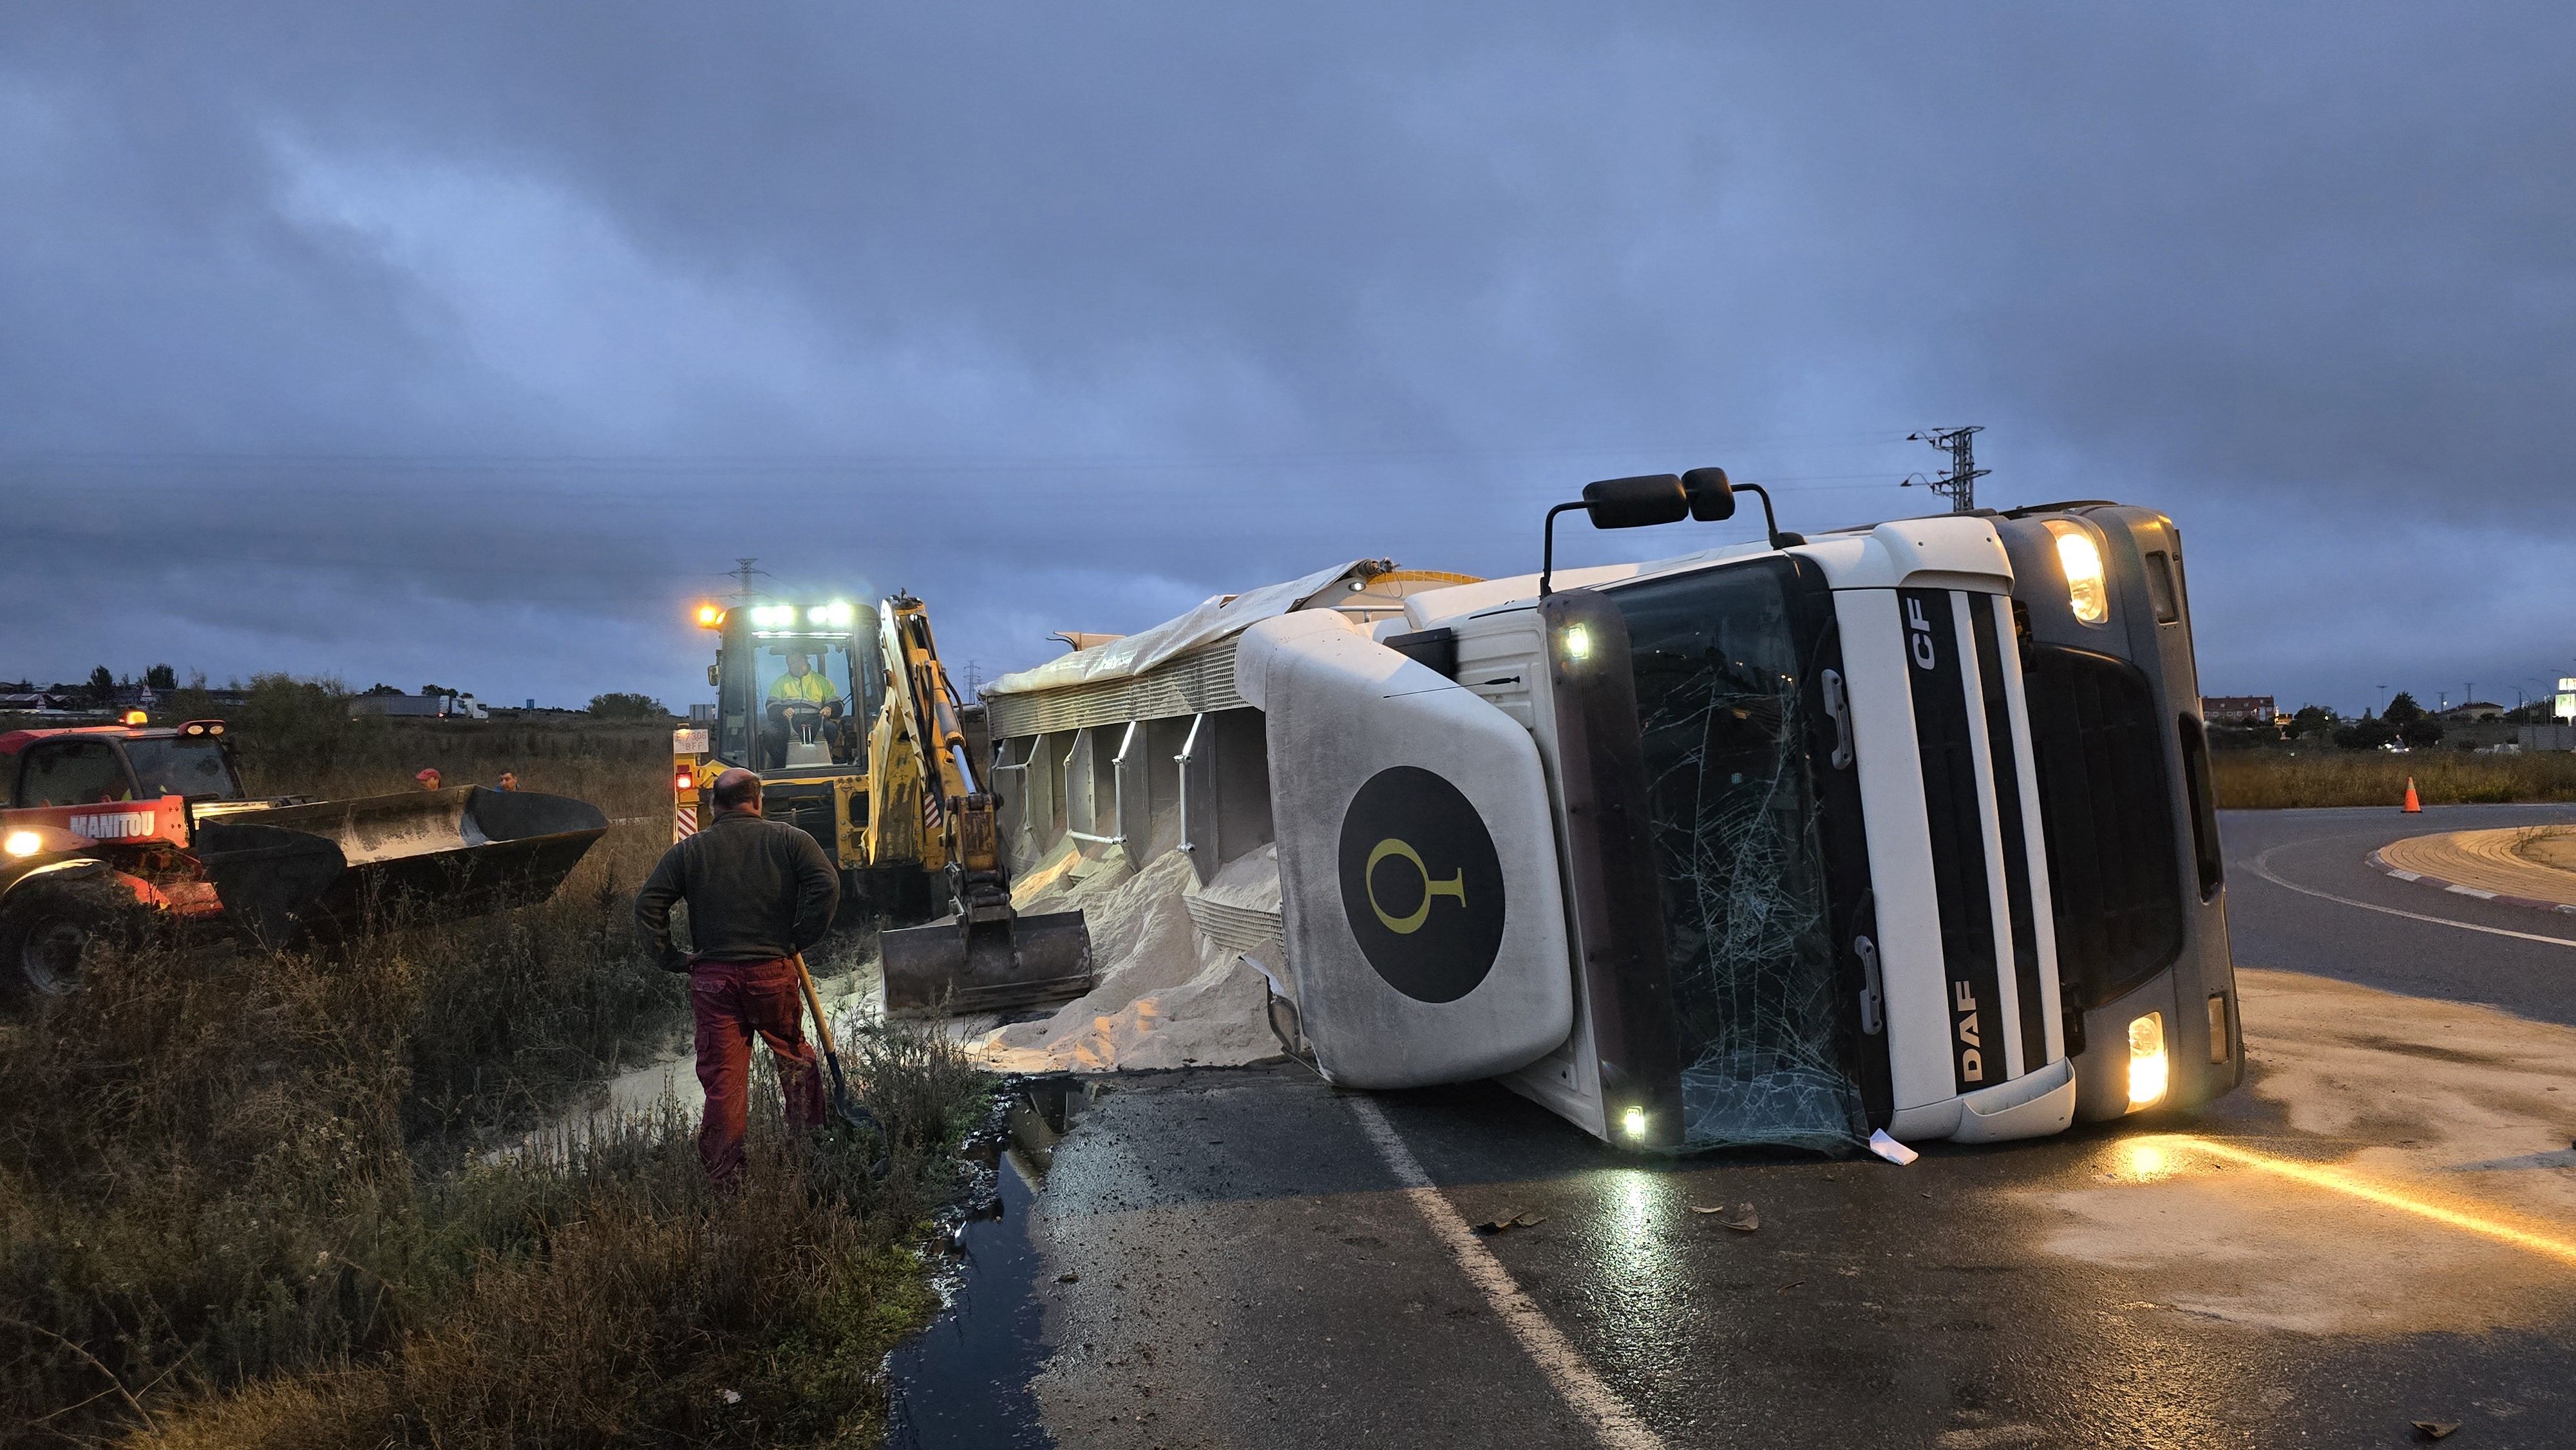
left=2, top=2, right=2569, bottom=712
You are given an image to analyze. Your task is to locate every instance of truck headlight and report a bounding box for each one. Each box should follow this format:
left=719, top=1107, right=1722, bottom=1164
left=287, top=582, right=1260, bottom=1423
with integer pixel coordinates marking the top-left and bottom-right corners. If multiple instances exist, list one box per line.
left=5, top=831, right=41, bottom=858
left=2044, top=521, right=2110, bottom=625
left=2126, top=1012, right=2168, bottom=1110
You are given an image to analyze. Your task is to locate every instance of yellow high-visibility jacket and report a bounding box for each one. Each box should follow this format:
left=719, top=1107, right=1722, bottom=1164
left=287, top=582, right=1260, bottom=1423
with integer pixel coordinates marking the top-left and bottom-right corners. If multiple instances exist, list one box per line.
left=768, top=671, right=834, bottom=704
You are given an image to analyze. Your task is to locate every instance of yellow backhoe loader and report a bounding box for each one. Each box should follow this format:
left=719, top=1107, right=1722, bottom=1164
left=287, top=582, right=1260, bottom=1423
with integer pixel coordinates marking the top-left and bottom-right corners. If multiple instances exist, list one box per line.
left=674, top=590, right=1091, bottom=1013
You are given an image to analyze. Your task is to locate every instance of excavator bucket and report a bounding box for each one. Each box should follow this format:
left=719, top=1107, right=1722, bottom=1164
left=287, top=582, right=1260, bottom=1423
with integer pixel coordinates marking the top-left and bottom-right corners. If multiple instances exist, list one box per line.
left=880, top=906, right=1094, bottom=1014
left=196, top=786, right=609, bottom=950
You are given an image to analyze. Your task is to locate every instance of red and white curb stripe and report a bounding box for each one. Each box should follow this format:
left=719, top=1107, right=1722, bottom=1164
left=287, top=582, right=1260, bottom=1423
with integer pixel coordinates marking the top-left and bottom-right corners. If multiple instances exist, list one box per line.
left=2365, top=849, right=2576, bottom=917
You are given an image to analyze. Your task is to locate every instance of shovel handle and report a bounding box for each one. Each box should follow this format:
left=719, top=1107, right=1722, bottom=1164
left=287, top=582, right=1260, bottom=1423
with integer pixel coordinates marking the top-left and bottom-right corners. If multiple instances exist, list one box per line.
left=791, top=952, right=841, bottom=1064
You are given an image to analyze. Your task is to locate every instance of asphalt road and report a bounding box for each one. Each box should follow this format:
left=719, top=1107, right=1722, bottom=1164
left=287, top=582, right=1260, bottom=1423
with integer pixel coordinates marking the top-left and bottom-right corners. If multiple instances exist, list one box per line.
left=890, top=806, right=2576, bottom=1449
left=2226, top=802, right=2576, bottom=1028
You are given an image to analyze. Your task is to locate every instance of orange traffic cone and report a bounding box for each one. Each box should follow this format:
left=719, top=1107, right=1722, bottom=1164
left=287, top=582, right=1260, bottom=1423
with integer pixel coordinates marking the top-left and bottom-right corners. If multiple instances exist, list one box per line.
left=2402, top=777, right=2421, bottom=813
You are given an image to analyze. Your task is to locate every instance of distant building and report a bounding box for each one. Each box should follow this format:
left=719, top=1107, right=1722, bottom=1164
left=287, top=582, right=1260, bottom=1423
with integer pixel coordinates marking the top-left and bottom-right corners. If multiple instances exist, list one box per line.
left=2441, top=701, right=2506, bottom=722
left=2200, top=695, right=2277, bottom=727
left=0, top=689, right=77, bottom=712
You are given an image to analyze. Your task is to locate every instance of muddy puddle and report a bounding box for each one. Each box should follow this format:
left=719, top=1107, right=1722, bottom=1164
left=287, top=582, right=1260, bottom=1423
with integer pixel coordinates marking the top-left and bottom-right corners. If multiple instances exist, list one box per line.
left=481, top=960, right=880, bottom=1163
left=885, top=1078, right=1099, bottom=1449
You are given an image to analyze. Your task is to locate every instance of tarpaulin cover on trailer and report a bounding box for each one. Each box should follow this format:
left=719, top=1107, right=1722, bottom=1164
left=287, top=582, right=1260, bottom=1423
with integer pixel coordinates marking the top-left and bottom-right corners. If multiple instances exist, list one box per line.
left=983, top=560, right=1390, bottom=697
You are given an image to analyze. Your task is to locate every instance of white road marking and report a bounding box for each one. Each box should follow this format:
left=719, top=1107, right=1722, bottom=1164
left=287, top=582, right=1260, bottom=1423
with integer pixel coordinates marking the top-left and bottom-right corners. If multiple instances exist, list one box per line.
left=1345, top=1095, right=1667, bottom=1450
left=2445, top=884, right=2498, bottom=899
left=2249, top=842, right=2576, bottom=951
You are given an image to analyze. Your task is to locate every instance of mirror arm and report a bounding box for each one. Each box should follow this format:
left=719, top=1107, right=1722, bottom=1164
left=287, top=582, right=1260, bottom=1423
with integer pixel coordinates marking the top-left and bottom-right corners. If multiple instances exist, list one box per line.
left=1538, top=501, right=1586, bottom=598
left=1733, top=483, right=1804, bottom=551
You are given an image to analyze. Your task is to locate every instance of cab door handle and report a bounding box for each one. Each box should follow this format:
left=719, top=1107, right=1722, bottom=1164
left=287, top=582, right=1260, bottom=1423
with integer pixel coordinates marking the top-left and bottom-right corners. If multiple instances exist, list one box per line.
left=1821, top=668, right=1854, bottom=770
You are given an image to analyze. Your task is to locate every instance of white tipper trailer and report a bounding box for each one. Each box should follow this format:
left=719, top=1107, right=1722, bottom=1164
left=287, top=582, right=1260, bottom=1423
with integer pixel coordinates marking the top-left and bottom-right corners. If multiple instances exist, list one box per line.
left=982, top=480, right=2239, bottom=1153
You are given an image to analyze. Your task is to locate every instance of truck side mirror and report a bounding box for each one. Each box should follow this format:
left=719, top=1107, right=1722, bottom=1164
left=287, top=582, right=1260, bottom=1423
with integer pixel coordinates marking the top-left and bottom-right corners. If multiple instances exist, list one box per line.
left=1681, top=466, right=1736, bottom=522
left=1580, top=474, right=1690, bottom=529
left=1542, top=475, right=1692, bottom=596
left=707, top=664, right=719, bottom=686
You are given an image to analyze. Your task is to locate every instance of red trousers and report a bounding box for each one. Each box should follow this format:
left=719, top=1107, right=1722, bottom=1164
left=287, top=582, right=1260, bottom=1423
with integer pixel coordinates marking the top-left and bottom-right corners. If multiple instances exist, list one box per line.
left=688, top=957, right=827, bottom=1184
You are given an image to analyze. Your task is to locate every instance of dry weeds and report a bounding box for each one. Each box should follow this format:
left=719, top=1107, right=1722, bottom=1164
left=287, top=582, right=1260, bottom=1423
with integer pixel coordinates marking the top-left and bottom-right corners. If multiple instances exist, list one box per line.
left=2213, top=749, right=2576, bottom=809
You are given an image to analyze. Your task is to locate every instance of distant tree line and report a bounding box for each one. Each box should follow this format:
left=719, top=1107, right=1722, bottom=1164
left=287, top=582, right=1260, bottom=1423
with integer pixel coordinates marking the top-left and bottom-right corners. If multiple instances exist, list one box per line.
left=2252, top=690, right=2562, bottom=750
left=49, top=666, right=667, bottom=721
left=587, top=692, right=670, bottom=720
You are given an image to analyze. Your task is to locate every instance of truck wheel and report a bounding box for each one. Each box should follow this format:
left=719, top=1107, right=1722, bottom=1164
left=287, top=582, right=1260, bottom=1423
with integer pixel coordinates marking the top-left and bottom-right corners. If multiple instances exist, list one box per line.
left=0, top=876, right=145, bottom=996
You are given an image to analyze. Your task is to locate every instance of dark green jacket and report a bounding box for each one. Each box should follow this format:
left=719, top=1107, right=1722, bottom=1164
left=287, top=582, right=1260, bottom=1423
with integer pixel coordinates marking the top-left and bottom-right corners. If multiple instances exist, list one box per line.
left=634, top=810, right=840, bottom=968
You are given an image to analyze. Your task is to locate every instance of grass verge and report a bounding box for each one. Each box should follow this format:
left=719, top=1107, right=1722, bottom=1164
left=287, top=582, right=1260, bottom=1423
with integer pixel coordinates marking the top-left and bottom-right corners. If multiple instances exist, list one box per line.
left=1, top=925, right=976, bottom=1447
left=1, top=685, right=983, bottom=1447
left=2214, top=749, right=2576, bottom=809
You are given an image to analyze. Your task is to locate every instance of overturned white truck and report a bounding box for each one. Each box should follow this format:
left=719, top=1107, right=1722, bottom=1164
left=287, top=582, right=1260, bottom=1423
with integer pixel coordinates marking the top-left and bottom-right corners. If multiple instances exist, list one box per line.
left=980, top=472, right=2238, bottom=1152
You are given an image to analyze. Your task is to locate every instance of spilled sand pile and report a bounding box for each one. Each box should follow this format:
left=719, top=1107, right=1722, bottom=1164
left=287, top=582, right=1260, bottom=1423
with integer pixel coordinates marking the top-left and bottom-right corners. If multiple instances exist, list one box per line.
left=970, top=847, right=1284, bottom=1073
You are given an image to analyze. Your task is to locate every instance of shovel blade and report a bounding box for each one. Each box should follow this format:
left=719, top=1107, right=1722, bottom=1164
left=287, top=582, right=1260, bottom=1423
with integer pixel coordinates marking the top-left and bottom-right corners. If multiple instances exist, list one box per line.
left=881, top=909, right=1094, bottom=1014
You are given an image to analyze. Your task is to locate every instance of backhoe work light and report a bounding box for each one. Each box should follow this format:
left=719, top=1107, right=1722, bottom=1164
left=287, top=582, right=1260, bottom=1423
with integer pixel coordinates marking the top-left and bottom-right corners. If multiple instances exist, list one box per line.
left=823, top=601, right=855, bottom=627
left=1562, top=623, right=1594, bottom=661
left=2126, top=1012, right=2168, bottom=1110
left=5, top=831, right=39, bottom=858
left=1620, top=1106, right=1649, bottom=1140
left=2044, top=520, right=2110, bottom=625
left=695, top=603, right=721, bottom=628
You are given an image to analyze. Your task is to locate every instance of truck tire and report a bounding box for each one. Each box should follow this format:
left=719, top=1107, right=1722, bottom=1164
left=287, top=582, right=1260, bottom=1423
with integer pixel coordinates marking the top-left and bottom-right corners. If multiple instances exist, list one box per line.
left=0, top=874, right=146, bottom=997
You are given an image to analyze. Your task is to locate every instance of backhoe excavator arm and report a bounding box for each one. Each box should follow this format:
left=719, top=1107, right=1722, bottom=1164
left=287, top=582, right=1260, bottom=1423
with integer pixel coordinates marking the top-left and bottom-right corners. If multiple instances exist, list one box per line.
left=872, top=592, right=1093, bottom=1012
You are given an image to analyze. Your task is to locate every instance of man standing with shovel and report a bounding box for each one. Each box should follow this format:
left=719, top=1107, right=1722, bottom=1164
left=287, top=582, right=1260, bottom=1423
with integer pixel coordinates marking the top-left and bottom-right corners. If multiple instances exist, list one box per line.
left=635, top=767, right=840, bottom=1185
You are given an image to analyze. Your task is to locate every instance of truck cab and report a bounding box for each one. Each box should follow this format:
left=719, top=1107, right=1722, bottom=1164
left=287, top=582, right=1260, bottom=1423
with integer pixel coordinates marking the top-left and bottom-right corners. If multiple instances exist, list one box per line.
left=1235, top=503, right=2236, bottom=1151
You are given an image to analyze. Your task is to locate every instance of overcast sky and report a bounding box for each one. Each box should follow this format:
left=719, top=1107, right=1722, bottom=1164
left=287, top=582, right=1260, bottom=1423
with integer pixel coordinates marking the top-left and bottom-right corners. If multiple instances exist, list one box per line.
left=5, top=3, right=2570, bottom=715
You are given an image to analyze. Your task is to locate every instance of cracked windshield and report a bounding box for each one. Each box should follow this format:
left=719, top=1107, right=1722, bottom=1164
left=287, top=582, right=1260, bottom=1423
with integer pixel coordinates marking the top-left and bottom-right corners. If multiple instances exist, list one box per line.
left=1616, top=561, right=1865, bottom=1151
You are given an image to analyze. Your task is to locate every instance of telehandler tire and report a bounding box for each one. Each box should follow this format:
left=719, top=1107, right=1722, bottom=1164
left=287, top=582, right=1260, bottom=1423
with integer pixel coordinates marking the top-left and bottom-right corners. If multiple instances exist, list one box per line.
left=0, top=874, right=149, bottom=997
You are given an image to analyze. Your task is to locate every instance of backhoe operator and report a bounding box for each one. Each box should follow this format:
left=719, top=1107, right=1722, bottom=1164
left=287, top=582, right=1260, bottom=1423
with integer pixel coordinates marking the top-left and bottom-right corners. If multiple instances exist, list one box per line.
left=762, top=652, right=840, bottom=767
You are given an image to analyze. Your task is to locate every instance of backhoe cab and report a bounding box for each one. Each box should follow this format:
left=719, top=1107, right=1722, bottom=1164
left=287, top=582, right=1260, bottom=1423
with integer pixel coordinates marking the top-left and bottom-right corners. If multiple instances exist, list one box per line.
left=681, top=597, right=889, bottom=905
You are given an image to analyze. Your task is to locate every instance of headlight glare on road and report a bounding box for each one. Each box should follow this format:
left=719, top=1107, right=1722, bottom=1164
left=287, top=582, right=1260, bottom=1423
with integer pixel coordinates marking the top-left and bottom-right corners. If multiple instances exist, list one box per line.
left=1620, top=1105, right=1648, bottom=1140
left=2045, top=521, right=2110, bottom=625
left=2126, top=1012, right=2168, bottom=1110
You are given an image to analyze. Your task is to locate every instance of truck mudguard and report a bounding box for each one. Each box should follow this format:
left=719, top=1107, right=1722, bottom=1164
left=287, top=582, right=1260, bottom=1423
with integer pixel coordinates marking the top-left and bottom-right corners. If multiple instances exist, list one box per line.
left=1235, top=611, right=1575, bottom=1088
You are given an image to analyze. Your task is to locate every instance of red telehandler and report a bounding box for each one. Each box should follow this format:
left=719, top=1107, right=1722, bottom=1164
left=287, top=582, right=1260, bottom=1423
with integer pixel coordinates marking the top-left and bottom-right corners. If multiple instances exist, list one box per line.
left=0, top=712, right=607, bottom=994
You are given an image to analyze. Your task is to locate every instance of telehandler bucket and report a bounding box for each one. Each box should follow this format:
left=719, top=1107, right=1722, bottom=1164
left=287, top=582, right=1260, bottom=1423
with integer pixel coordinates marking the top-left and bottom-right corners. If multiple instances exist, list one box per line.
left=194, top=786, right=609, bottom=950
left=880, top=905, right=1094, bottom=1014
